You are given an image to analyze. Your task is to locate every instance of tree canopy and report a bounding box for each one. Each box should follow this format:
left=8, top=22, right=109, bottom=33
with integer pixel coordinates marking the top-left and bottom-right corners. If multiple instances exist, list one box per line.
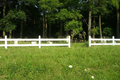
left=0, top=0, right=119, bottom=40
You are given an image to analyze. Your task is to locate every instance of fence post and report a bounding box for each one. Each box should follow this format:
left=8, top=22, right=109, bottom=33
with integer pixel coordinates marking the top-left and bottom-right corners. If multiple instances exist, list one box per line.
left=5, top=35, right=7, bottom=49
left=39, top=35, right=41, bottom=48
left=68, top=36, right=70, bottom=48
left=113, top=36, right=114, bottom=46
left=89, top=36, right=91, bottom=47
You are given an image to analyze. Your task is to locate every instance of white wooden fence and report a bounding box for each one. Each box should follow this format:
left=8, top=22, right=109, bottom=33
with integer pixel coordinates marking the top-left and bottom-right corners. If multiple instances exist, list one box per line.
left=0, top=35, right=70, bottom=49
left=89, top=36, right=120, bottom=47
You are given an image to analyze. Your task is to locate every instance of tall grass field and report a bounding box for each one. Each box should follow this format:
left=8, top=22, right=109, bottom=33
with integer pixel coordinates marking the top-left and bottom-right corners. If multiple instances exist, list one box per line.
left=0, top=43, right=120, bottom=80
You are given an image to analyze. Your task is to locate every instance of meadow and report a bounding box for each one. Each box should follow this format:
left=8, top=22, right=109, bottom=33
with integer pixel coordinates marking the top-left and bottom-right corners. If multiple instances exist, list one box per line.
left=0, top=43, right=120, bottom=80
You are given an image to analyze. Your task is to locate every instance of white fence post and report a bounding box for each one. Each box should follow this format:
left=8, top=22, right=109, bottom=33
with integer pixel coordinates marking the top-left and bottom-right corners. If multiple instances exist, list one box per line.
left=113, top=36, right=115, bottom=46
left=68, top=36, right=70, bottom=48
left=39, top=35, right=41, bottom=48
left=5, top=35, right=7, bottom=49
left=89, top=36, right=91, bottom=47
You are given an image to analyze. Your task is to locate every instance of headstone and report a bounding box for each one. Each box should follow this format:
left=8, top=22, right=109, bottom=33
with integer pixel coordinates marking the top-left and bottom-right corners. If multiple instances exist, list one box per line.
left=31, top=41, right=36, bottom=44
left=50, top=42, right=52, bottom=44
left=14, top=40, right=18, bottom=44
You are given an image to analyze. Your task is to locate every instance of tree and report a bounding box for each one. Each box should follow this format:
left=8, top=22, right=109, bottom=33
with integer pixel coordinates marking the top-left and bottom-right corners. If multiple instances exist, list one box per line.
left=86, top=0, right=110, bottom=38
left=88, top=0, right=92, bottom=38
left=0, top=10, right=26, bottom=37
left=0, top=0, right=118, bottom=40
left=0, top=0, right=27, bottom=38
left=110, top=0, right=120, bottom=37
left=56, top=8, right=83, bottom=39
left=39, top=0, right=60, bottom=38
left=95, top=0, right=110, bottom=38
left=80, top=0, right=95, bottom=39
left=117, top=0, right=120, bottom=37
left=3, top=0, right=6, bottom=37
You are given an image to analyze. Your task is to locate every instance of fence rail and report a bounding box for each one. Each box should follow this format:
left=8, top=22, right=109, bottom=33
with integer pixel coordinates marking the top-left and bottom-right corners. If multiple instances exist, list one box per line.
left=89, top=36, right=120, bottom=47
left=0, top=35, right=70, bottom=49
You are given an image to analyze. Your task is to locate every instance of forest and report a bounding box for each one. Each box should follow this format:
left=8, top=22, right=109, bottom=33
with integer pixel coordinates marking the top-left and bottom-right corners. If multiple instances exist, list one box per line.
left=0, top=0, right=119, bottom=41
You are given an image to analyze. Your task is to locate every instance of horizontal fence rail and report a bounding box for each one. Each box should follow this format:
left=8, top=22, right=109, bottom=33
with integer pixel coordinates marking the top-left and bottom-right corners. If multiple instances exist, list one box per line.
left=0, top=35, right=71, bottom=49
left=89, top=36, right=120, bottom=47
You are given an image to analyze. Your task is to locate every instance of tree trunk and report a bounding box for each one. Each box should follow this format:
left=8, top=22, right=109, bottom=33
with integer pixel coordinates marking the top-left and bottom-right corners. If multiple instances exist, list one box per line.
left=3, top=32, right=5, bottom=37
left=45, top=18, right=47, bottom=38
left=20, top=21, right=23, bottom=38
left=43, top=11, right=45, bottom=38
left=49, top=13, right=52, bottom=38
left=99, top=0, right=102, bottom=38
left=117, top=0, right=120, bottom=38
left=99, top=13, right=102, bottom=38
left=43, top=11, right=47, bottom=38
left=60, top=21, right=62, bottom=37
left=34, top=19, right=35, bottom=36
left=88, top=0, right=92, bottom=40
left=93, top=16, right=96, bottom=38
left=3, top=0, right=6, bottom=37
left=66, top=19, right=69, bottom=36
left=49, top=25, right=51, bottom=38
left=88, top=10, right=92, bottom=38
left=9, top=30, right=12, bottom=38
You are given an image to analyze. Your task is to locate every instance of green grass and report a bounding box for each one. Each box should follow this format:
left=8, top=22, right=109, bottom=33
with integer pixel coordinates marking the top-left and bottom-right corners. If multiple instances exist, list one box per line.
left=0, top=43, right=120, bottom=80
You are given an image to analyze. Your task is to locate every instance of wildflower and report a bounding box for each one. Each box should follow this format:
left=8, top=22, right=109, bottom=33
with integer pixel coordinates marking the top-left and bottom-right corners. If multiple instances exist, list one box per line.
left=69, top=65, right=73, bottom=68
left=91, top=76, right=94, bottom=79
left=84, top=69, right=87, bottom=71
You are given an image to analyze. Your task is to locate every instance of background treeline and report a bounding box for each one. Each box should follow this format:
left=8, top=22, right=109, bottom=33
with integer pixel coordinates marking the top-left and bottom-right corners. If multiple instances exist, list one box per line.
left=0, top=0, right=120, bottom=41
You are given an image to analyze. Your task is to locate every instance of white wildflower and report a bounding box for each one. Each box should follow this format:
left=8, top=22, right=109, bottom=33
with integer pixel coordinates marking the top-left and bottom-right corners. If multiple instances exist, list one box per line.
left=84, top=69, right=87, bottom=71
left=91, top=76, right=94, bottom=79
left=69, top=65, right=73, bottom=68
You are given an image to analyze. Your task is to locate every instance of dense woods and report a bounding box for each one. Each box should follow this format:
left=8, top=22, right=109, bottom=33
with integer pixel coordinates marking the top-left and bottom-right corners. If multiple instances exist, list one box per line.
left=0, top=0, right=120, bottom=41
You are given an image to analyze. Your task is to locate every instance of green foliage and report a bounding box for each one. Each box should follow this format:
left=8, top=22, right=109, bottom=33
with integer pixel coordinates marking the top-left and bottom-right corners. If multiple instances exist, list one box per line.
left=39, top=0, right=60, bottom=12
left=67, top=21, right=82, bottom=39
left=88, top=0, right=111, bottom=15
left=0, top=10, right=26, bottom=32
left=109, top=0, right=119, bottom=9
left=56, top=8, right=83, bottom=37
left=65, top=19, right=82, bottom=33
left=0, top=18, right=16, bottom=32
left=71, top=10, right=82, bottom=20
left=0, top=0, right=118, bottom=38
left=103, top=27, right=112, bottom=36
left=56, top=9, right=82, bottom=21
left=56, top=9, right=72, bottom=20
left=15, top=10, right=26, bottom=20
left=3, top=21, right=16, bottom=32
left=6, top=10, right=26, bottom=20
left=91, top=26, right=99, bottom=35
